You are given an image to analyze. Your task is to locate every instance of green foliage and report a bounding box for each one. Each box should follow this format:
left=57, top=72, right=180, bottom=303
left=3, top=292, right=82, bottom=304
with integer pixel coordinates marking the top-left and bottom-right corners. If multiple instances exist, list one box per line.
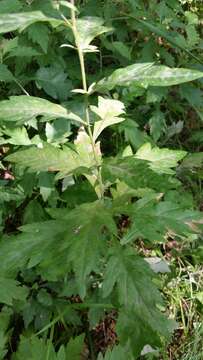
left=94, top=63, right=203, bottom=92
left=0, top=96, right=83, bottom=124
left=0, top=0, right=202, bottom=359
left=12, top=334, right=85, bottom=360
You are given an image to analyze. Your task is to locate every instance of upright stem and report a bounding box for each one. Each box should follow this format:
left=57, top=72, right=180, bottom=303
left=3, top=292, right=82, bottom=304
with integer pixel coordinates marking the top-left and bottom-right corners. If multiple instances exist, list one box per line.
left=70, top=0, right=104, bottom=198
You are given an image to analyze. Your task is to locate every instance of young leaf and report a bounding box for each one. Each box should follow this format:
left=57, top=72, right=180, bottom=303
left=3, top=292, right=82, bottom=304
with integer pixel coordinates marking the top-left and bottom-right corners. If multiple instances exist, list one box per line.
left=135, top=143, right=187, bottom=174
left=75, top=17, right=112, bottom=52
left=0, top=96, right=84, bottom=124
left=73, top=128, right=102, bottom=196
left=94, top=63, right=203, bottom=92
left=91, top=97, right=125, bottom=141
left=0, top=126, right=33, bottom=146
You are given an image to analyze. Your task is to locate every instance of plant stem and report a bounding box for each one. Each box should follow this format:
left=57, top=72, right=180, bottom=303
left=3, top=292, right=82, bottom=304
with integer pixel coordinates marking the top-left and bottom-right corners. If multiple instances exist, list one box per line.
left=70, top=0, right=104, bottom=199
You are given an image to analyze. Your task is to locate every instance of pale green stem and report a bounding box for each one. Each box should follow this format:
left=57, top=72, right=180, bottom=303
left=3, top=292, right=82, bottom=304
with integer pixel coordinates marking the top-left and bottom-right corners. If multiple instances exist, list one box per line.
left=70, top=0, right=104, bottom=199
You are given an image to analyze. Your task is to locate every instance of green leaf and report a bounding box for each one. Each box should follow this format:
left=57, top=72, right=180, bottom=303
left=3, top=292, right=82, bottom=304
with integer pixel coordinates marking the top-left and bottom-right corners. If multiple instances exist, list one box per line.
left=75, top=17, right=112, bottom=52
left=0, top=277, right=28, bottom=305
left=61, top=201, right=116, bottom=297
left=0, top=0, right=22, bottom=14
left=13, top=336, right=54, bottom=360
left=65, top=333, right=85, bottom=360
left=94, top=63, right=203, bottom=92
left=0, top=307, right=12, bottom=360
left=27, top=23, right=50, bottom=53
left=0, top=64, right=15, bottom=82
left=149, top=110, right=166, bottom=142
left=102, top=156, right=179, bottom=192
left=13, top=333, right=84, bottom=360
left=35, top=66, right=72, bottom=101
left=97, top=345, right=131, bottom=360
left=121, top=199, right=202, bottom=244
left=102, top=247, right=172, bottom=357
left=7, top=46, right=41, bottom=58
left=102, top=247, right=162, bottom=307
left=0, top=221, right=67, bottom=277
left=117, top=307, right=170, bottom=358
left=59, top=0, right=78, bottom=12
left=6, top=145, right=79, bottom=174
left=0, top=11, right=63, bottom=34
left=0, top=126, right=34, bottom=146
left=119, top=119, right=151, bottom=150
left=91, top=97, right=125, bottom=141
left=6, top=139, right=97, bottom=178
left=23, top=200, right=47, bottom=224
left=0, top=96, right=84, bottom=124
left=135, top=143, right=187, bottom=174
left=0, top=187, right=24, bottom=203
left=135, top=18, right=203, bottom=65
left=0, top=201, right=116, bottom=296
left=112, top=41, right=131, bottom=60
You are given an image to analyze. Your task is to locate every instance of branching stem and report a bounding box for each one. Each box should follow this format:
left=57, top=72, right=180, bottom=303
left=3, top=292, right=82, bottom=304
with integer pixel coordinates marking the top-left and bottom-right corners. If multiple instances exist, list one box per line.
left=70, top=0, right=104, bottom=199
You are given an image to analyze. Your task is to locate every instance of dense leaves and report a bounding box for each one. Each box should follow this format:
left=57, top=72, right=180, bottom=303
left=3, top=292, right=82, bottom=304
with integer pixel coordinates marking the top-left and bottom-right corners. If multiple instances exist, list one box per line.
left=0, top=0, right=202, bottom=359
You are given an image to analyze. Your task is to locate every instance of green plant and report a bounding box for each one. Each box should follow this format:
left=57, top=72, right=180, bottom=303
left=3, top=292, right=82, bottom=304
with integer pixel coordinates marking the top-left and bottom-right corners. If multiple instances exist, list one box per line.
left=0, top=0, right=203, bottom=359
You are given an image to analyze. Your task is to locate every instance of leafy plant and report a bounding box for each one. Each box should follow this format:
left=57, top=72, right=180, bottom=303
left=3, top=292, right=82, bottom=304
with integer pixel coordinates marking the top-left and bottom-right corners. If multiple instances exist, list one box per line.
left=0, top=0, right=202, bottom=359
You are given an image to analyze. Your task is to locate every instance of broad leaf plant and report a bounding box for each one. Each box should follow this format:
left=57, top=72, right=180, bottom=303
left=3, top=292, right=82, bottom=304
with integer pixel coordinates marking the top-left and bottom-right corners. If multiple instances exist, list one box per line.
left=0, top=0, right=202, bottom=359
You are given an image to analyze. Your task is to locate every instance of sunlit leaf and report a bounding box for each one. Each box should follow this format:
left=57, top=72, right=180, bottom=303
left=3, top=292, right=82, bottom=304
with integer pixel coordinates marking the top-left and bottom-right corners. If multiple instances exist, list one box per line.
left=75, top=17, right=112, bottom=51
left=135, top=143, right=187, bottom=174
left=94, top=63, right=203, bottom=92
left=0, top=11, right=63, bottom=34
left=0, top=96, right=84, bottom=124
left=91, top=97, right=125, bottom=141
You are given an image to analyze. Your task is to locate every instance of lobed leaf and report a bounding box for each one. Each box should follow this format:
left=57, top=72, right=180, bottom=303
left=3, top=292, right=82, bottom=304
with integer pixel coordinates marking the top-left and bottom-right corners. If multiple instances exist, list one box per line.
left=135, top=143, right=187, bottom=174
left=75, top=17, right=112, bottom=52
left=91, top=97, right=125, bottom=141
left=121, top=199, right=202, bottom=244
left=102, top=156, right=180, bottom=192
left=102, top=247, right=173, bottom=357
left=0, top=277, right=28, bottom=306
